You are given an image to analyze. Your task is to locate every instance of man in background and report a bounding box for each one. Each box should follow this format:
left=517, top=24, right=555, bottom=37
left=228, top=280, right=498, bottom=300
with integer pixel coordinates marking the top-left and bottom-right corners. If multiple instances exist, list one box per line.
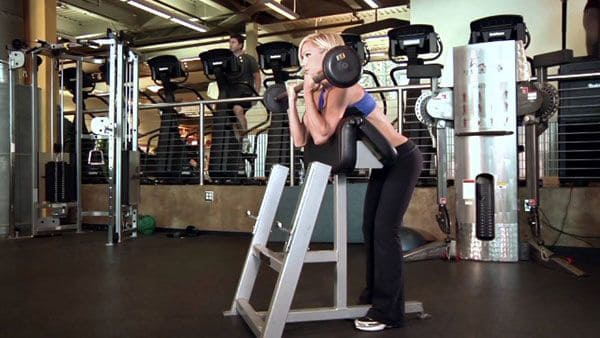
left=224, top=33, right=261, bottom=139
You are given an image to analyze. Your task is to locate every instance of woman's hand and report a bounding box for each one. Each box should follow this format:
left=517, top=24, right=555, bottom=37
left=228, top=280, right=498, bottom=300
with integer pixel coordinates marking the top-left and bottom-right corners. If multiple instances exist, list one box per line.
left=286, top=83, right=298, bottom=101
left=286, top=83, right=298, bottom=107
left=303, top=72, right=319, bottom=93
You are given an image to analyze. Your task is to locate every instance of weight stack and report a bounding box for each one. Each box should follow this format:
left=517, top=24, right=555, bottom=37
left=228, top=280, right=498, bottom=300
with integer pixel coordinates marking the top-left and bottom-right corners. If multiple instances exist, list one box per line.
left=558, top=59, right=600, bottom=186
left=45, top=161, right=76, bottom=203
left=476, top=174, right=495, bottom=241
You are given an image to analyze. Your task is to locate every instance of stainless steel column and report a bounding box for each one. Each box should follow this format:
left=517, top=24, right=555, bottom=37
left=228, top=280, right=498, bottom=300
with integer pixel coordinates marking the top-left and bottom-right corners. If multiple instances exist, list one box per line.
left=453, top=41, right=520, bottom=262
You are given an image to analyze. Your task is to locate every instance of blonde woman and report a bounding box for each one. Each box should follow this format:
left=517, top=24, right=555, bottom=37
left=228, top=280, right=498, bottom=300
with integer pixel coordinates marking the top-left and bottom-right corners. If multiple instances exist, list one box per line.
left=286, top=32, right=423, bottom=332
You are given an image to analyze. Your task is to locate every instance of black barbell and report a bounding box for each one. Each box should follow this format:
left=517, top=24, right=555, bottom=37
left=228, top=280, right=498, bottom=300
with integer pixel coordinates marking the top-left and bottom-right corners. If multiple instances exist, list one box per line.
left=263, top=46, right=362, bottom=114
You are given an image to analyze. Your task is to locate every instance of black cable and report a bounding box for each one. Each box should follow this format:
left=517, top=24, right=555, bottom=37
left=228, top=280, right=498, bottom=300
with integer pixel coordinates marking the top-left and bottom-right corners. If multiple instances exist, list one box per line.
left=538, top=208, right=600, bottom=248
left=551, top=186, right=574, bottom=246
left=536, top=185, right=600, bottom=248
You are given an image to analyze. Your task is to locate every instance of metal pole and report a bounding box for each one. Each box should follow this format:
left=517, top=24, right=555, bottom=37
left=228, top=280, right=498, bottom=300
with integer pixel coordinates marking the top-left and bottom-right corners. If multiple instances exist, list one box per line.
left=199, top=103, right=205, bottom=185
left=334, top=174, right=347, bottom=309
left=60, top=62, right=65, bottom=161
left=30, top=53, right=39, bottom=236
left=107, top=40, right=116, bottom=246
left=436, top=122, right=448, bottom=203
left=525, top=118, right=540, bottom=207
left=115, top=42, right=124, bottom=243
left=129, top=50, right=139, bottom=239
left=561, top=0, right=567, bottom=51
left=75, top=60, right=83, bottom=233
left=397, top=88, right=404, bottom=135
left=132, top=52, right=139, bottom=150
left=72, top=85, right=431, bottom=115
left=49, top=58, right=55, bottom=153
left=289, top=135, right=295, bottom=186
left=8, top=55, right=16, bottom=237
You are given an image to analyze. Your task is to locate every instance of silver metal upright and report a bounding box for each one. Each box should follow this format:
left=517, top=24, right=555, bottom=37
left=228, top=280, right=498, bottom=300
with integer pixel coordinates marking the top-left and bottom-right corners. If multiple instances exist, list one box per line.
left=334, top=174, right=347, bottom=309
left=289, top=136, right=295, bottom=186
left=524, top=118, right=539, bottom=210
left=114, top=41, right=124, bottom=242
left=128, top=49, right=140, bottom=240
left=404, top=119, right=455, bottom=261
left=75, top=59, right=83, bottom=233
left=30, top=52, right=39, bottom=237
left=106, top=44, right=117, bottom=246
left=436, top=122, right=448, bottom=204
left=260, top=161, right=331, bottom=338
left=199, top=104, right=205, bottom=185
left=131, top=50, right=139, bottom=150
left=523, top=66, right=586, bottom=277
left=106, top=40, right=117, bottom=245
left=102, top=38, right=140, bottom=245
left=224, top=164, right=289, bottom=317
left=8, top=53, right=16, bottom=238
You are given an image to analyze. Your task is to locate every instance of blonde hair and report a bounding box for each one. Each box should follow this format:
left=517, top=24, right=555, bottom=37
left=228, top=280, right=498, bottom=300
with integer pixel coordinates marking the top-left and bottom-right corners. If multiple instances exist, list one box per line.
left=298, top=32, right=345, bottom=62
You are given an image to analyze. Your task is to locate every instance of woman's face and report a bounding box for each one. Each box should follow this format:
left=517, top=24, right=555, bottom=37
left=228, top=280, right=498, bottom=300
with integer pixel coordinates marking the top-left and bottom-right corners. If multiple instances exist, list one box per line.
left=300, top=41, right=326, bottom=79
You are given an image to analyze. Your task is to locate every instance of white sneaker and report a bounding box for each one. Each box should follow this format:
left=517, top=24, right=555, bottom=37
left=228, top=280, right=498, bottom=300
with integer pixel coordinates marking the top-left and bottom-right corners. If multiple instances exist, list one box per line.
left=354, top=317, right=386, bottom=332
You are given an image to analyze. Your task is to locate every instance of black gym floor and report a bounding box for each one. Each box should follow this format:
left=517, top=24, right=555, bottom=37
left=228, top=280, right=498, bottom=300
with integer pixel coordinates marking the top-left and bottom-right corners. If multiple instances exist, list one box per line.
left=1, top=231, right=599, bottom=338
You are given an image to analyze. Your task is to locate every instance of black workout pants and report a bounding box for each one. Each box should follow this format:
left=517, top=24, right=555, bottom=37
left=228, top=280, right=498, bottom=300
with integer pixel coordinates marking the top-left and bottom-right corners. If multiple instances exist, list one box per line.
left=361, top=140, right=423, bottom=325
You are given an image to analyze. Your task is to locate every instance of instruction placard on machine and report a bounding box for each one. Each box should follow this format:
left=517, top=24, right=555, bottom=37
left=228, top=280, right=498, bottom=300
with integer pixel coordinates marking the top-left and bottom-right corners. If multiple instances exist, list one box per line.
left=463, top=179, right=475, bottom=205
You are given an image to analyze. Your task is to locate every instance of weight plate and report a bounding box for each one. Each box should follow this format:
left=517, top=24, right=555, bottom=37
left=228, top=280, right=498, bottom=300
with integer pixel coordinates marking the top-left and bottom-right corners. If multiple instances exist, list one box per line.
left=322, top=46, right=362, bottom=88
left=264, top=83, right=289, bottom=114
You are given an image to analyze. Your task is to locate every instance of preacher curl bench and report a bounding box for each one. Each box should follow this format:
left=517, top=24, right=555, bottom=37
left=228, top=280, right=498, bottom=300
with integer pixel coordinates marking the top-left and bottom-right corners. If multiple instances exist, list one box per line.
left=225, top=112, right=429, bottom=337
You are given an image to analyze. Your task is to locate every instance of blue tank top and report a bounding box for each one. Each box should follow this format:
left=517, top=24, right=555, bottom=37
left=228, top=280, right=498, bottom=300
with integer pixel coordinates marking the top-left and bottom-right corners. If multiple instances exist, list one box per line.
left=318, top=88, right=377, bottom=117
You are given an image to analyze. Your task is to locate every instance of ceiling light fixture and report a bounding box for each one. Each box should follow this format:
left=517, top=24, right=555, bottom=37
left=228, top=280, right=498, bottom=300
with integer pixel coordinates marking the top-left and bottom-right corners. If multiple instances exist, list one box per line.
left=126, top=1, right=208, bottom=32
left=263, top=0, right=299, bottom=20
left=363, top=0, right=379, bottom=9
left=128, top=1, right=171, bottom=19
left=170, top=17, right=208, bottom=33
left=136, top=36, right=226, bottom=51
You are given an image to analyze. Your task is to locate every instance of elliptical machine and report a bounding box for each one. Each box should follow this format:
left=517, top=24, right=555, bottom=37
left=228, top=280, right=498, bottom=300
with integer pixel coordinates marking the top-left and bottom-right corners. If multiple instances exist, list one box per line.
left=256, top=41, right=303, bottom=179
left=199, top=48, right=249, bottom=183
left=389, top=25, right=441, bottom=187
left=146, top=55, right=202, bottom=184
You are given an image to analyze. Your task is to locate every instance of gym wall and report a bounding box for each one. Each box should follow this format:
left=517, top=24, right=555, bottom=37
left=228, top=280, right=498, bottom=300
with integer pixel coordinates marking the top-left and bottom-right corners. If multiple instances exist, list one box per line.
left=411, top=0, right=589, bottom=87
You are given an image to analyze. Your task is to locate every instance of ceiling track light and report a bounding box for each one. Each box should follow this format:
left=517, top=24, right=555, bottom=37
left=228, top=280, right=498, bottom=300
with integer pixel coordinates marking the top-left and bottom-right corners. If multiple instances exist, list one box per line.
left=363, top=0, right=379, bottom=9
left=126, top=0, right=208, bottom=32
left=128, top=0, right=171, bottom=19
left=263, top=0, right=300, bottom=20
left=170, top=17, right=207, bottom=33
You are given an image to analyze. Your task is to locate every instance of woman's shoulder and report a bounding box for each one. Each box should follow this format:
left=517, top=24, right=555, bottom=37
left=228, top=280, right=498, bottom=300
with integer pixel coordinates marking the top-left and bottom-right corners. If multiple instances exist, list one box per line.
left=329, top=83, right=363, bottom=96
